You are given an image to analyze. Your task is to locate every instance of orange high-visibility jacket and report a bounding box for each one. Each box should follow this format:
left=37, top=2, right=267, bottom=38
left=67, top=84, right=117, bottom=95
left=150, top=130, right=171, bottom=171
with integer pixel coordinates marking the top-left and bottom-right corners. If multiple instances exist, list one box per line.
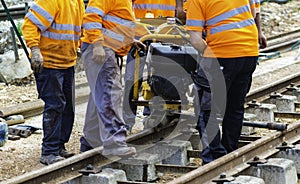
left=22, top=0, right=85, bottom=69
left=186, top=0, right=258, bottom=58
left=183, top=0, right=188, bottom=12
left=133, top=0, right=176, bottom=19
left=81, top=0, right=135, bottom=57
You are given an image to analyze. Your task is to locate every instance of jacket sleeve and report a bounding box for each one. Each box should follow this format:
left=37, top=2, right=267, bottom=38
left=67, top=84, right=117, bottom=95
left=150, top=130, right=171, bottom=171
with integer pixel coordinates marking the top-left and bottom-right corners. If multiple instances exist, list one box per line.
left=22, top=0, right=58, bottom=48
left=186, top=0, right=204, bottom=32
left=82, top=0, right=108, bottom=44
left=248, top=0, right=256, bottom=17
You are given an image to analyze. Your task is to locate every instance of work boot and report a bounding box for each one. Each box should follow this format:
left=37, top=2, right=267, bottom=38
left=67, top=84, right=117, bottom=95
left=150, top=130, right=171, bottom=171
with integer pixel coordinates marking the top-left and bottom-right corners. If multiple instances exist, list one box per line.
left=40, top=154, right=65, bottom=165
left=102, top=146, right=137, bottom=157
left=59, top=148, right=75, bottom=158
left=80, top=136, right=93, bottom=153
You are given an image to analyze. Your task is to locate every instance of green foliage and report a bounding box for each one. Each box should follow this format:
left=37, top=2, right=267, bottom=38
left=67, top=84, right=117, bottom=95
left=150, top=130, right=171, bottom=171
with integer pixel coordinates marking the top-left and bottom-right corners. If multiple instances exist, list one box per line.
left=17, top=22, right=22, bottom=36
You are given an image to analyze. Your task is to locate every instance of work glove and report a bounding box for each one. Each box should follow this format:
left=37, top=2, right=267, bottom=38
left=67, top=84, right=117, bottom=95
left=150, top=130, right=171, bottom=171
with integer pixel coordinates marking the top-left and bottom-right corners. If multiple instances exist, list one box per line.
left=92, top=41, right=106, bottom=65
left=132, top=39, right=147, bottom=52
left=30, top=46, right=43, bottom=73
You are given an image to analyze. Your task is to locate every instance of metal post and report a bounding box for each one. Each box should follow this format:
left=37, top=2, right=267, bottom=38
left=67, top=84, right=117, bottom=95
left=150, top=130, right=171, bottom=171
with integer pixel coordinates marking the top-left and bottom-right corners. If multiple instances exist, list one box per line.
left=10, top=27, right=19, bottom=62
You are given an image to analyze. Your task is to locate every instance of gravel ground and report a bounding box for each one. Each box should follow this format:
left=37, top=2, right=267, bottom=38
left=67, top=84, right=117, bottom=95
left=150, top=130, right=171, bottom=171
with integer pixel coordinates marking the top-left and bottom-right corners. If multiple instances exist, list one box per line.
left=0, top=0, right=300, bottom=182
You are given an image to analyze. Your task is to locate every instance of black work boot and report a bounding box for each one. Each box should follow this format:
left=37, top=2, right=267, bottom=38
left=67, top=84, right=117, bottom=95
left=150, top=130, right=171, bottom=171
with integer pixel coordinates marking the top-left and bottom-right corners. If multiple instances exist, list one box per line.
left=40, top=154, right=65, bottom=165
left=59, top=148, right=75, bottom=158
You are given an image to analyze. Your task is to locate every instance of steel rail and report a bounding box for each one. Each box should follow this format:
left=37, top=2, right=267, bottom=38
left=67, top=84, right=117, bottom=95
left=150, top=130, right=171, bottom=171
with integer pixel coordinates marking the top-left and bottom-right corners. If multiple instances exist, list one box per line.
left=260, top=28, right=300, bottom=53
left=169, top=120, right=300, bottom=184
left=246, top=71, right=300, bottom=102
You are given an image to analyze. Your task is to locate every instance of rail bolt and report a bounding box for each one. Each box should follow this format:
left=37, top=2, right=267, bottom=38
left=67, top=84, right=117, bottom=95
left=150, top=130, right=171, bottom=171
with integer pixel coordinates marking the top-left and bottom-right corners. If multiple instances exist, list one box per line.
left=86, top=164, right=94, bottom=170
left=270, top=92, right=283, bottom=99
left=212, top=172, right=235, bottom=183
left=220, top=173, right=226, bottom=178
left=276, top=141, right=295, bottom=151
left=286, top=83, right=298, bottom=91
left=247, top=156, right=267, bottom=166
left=253, top=156, right=260, bottom=161
left=247, top=100, right=261, bottom=108
left=78, top=164, right=102, bottom=176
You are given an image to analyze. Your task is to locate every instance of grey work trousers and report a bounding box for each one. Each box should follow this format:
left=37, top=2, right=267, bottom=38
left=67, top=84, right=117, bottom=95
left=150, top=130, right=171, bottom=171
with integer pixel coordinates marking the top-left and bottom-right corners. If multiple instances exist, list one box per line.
left=81, top=44, right=127, bottom=148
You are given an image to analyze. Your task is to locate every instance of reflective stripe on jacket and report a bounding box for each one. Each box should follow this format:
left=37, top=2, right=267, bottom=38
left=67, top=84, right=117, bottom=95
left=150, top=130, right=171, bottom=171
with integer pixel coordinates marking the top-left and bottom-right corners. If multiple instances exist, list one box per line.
left=81, top=0, right=135, bottom=56
left=22, top=0, right=85, bottom=69
left=133, top=0, right=176, bottom=19
left=186, top=0, right=258, bottom=58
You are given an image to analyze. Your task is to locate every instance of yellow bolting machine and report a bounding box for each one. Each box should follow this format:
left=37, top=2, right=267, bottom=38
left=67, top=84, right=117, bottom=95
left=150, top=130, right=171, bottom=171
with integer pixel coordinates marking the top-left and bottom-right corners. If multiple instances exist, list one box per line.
left=130, top=18, right=200, bottom=131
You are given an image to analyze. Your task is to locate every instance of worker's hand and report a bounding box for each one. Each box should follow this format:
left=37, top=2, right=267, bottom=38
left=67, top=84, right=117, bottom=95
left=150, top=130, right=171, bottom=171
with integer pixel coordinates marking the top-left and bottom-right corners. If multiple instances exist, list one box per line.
left=30, top=46, right=43, bottom=73
left=92, top=41, right=106, bottom=65
left=132, top=39, right=147, bottom=52
left=258, top=32, right=267, bottom=49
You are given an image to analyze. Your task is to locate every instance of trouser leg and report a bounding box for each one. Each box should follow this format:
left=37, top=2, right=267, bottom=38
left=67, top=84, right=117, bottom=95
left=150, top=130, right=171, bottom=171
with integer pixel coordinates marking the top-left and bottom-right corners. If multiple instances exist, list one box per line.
left=81, top=44, right=103, bottom=148
left=97, top=48, right=127, bottom=147
left=82, top=44, right=127, bottom=148
left=35, top=69, right=66, bottom=156
left=82, top=94, right=102, bottom=148
left=60, top=67, right=75, bottom=149
left=194, top=58, right=227, bottom=164
left=220, top=57, right=257, bottom=152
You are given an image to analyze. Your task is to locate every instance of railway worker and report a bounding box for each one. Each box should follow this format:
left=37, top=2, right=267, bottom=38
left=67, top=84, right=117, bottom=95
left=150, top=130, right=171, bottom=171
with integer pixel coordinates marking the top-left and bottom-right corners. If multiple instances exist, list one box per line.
left=123, top=0, right=188, bottom=134
left=22, top=0, right=85, bottom=165
left=186, top=0, right=259, bottom=164
left=79, top=0, right=144, bottom=157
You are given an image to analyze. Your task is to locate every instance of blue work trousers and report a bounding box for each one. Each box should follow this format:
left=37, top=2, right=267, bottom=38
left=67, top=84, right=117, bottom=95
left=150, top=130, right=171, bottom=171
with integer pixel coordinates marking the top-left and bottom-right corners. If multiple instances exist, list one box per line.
left=35, top=67, right=75, bottom=156
left=81, top=44, right=127, bottom=149
left=195, top=56, right=257, bottom=164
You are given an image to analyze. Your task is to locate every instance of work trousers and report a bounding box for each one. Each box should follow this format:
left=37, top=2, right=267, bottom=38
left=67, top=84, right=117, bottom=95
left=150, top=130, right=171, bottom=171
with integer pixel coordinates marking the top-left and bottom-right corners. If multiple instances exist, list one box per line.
left=194, top=57, right=257, bottom=164
left=81, top=44, right=127, bottom=149
left=35, top=67, right=75, bottom=156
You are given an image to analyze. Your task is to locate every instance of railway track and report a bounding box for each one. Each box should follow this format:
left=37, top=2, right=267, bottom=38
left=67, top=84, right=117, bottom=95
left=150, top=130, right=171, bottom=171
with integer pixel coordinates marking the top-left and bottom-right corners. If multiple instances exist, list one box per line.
left=0, top=70, right=300, bottom=184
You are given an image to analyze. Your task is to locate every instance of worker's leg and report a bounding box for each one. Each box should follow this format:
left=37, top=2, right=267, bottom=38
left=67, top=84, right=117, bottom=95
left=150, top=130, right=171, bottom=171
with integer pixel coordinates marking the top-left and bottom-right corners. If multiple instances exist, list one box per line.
left=220, top=57, right=257, bottom=153
left=194, top=59, right=227, bottom=164
left=80, top=44, right=103, bottom=150
left=35, top=69, right=66, bottom=156
left=59, top=67, right=75, bottom=152
left=95, top=47, right=127, bottom=148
